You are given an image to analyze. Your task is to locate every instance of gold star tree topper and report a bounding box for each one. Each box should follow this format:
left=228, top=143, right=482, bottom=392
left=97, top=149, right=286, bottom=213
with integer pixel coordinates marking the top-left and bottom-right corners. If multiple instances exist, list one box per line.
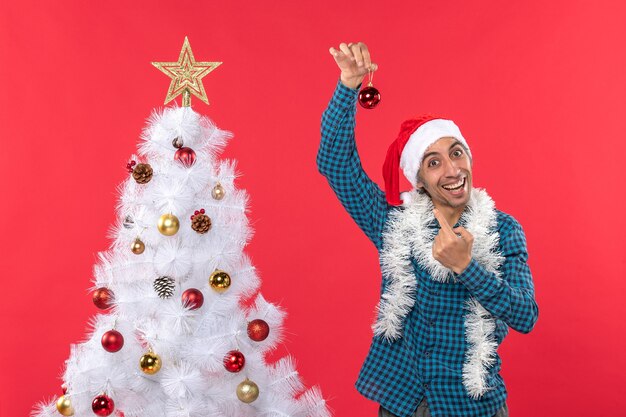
left=152, top=37, right=222, bottom=106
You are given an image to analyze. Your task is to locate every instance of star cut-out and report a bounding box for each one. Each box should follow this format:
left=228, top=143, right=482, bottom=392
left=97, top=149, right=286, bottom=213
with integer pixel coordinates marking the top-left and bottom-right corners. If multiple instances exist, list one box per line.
left=152, top=37, right=222, bottom=105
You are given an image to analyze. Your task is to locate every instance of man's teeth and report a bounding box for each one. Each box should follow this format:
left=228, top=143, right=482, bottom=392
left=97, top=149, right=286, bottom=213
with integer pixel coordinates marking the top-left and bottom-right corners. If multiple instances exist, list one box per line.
left=442, top=178, right=465, bottom=190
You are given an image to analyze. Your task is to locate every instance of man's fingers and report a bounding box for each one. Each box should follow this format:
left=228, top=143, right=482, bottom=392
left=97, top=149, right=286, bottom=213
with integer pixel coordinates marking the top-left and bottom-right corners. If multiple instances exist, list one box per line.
left=350, top=43, right=365, bottom=67
left=329, top=47, right=345, bottom=60
left=330, top=46, right=351, bottom=66
left=339, top=43, right=355, bottom=61
left=453, top=227, right=473, bottom=241
left=359, top=43, right=376, bottom=71
left=433, top=208, right=456, bottom=236
left=361, top=45, right=372, bottom=70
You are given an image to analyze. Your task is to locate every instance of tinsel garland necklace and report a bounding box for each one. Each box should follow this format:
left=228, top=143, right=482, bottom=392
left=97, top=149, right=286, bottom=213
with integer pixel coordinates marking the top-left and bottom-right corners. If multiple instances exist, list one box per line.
left=375, top=187, right=505, bottom=399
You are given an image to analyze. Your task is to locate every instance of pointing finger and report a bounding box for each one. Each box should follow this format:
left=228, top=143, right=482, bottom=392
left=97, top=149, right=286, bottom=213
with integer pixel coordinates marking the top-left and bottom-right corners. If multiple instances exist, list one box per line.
left=433, top=208, right=456, bottom=237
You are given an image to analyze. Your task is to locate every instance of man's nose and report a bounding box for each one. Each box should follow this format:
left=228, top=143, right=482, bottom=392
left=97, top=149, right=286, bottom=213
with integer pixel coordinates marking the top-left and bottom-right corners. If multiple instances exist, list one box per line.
left=443, top=158, right=461, bottom=177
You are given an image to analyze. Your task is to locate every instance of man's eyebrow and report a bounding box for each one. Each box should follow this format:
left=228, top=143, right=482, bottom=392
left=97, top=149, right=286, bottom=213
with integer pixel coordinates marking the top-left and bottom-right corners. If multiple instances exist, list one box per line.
left=422, top=140, right=463, bottom=161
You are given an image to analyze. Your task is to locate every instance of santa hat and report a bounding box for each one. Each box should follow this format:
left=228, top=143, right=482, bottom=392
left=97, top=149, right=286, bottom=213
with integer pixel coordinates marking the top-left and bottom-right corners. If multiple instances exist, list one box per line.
left=382, top=115, right=471, bottom=206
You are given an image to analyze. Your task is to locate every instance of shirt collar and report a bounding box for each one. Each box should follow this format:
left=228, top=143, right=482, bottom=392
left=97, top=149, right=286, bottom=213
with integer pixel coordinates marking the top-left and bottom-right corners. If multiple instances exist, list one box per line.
left=427, top=209, right=469, bottom=229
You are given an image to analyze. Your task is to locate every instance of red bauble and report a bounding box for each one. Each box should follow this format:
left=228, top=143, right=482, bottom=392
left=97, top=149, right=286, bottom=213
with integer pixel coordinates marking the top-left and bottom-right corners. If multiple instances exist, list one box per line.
left=358, top=85, right=381, bottom=109
left=92, top=394, right=115, bottom=416
left=223, top=349, right=245, bottom=372
left=247, top=319, right=270, bottom=342
left=174, top=147, right=196, bottom=167
left=92, top=287, right=114, bottom=310
left=181, top=288, right=204, bottom=310
left=101, top=330, right=124, bottom=352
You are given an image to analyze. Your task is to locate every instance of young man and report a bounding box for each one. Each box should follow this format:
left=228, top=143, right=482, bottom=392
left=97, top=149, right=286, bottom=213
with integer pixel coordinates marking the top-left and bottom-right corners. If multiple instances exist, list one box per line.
left=317, top=42, right=538, bottom=417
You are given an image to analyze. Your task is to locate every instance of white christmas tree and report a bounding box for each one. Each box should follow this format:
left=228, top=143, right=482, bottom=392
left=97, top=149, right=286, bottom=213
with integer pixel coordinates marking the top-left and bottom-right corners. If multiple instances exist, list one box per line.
left=32, top=38, right=330, bottom=417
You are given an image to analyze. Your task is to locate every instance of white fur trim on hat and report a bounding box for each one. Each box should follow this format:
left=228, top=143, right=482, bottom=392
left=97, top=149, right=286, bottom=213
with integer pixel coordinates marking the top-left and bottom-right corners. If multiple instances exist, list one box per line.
left=399, top=119, right=471, bottom=186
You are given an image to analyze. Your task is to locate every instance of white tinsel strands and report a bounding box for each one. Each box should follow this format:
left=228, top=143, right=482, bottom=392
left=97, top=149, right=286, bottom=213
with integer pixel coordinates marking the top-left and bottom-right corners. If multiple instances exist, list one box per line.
left=32, top=105, right=330, bottom=417
left=378, top=187, right=505, bottom=398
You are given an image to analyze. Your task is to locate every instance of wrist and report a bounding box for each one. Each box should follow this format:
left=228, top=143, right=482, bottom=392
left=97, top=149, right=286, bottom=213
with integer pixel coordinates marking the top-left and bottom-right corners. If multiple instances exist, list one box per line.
left=453, top=257, right=473, bottom=275
left=340, top=74, right=364, bottom=90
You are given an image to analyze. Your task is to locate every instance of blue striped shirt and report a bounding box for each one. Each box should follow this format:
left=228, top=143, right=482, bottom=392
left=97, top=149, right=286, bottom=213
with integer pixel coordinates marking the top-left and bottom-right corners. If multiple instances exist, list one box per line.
left=317, top=80, right=538, bottom=417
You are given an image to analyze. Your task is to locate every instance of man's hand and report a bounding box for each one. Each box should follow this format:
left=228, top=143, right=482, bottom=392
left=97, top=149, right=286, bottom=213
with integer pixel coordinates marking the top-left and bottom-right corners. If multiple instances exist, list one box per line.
left=432, top=208, right=474, bottom=274
left=329, top=42, right=378, bottom=89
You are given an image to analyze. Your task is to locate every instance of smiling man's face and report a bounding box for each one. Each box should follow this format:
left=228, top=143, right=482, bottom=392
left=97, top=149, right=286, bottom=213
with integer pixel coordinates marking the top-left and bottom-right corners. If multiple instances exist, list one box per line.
left=415, top=136, right=473, bottom=210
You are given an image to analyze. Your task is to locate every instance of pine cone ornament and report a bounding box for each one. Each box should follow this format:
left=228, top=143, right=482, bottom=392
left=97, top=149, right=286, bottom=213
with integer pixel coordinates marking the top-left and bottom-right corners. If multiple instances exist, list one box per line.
left=191, top=209, right=212, bottom=234
left=153, top=276, right=175, bottom=299
left=132, top=163, right=153, bottom=184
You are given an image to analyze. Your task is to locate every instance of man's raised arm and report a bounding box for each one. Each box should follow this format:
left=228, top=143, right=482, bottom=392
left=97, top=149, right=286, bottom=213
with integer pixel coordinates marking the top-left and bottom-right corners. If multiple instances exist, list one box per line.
left=317, top=42, right=388, bottom=247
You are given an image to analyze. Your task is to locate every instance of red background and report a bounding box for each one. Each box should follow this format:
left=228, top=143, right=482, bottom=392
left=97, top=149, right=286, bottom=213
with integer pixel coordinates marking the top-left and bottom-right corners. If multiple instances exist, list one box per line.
left=1, top=1, right=625, bottom=416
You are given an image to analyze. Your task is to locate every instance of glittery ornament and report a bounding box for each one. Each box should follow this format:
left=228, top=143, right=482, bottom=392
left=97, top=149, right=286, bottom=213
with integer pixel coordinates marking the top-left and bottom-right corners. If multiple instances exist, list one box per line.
left=92, top=287, right=114, bottom=310
left=92, top=394, right=115, bottom=416
left=174, top=147, right=196, bottom=167
left=236, top=379, right=259, bottom=403
left=157, top=213, right=180, bottom=236
left=211, top=183, right=225, bottom=200
left=224, top=350, right=245, bottom=373
left=131, top=238, right=145, bottom=255
left=56, top=395, right=74, bottom=416
left=152, top=36, right=222, bottom=106
left=101, top=330, right=124, bottom=352
left=191, top=209, right=211, bottom=234
left=209, top=270, right=231, bottom=293
left=154, top=276, right=175, bottom=299
left=247, top=319, right=270, bottom=342
left=139, top=351, right=162, bottom=374
left=172, top=137, right=184, bottom=149
left=181, top=288, right=204, bottom=309
left=132, top=163, right=153, bottom=184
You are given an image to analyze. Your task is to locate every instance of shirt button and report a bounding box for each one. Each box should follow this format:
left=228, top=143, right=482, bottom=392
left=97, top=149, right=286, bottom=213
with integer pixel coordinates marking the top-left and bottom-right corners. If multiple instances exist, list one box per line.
left=424, top=351, right=431, bottom=358
left=429, top=320, right=436, bottom=327
left=423, top=383, right=429, bottom=390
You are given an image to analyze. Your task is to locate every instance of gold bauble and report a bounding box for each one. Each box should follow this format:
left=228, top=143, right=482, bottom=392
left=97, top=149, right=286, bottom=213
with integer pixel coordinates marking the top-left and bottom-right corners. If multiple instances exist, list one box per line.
left=157, top=213, right=180, bottom=236
left=211, top=183, right=226, bottom=200
left=56, top=395, right=74, bottom=416
left=209, top=270, right=231, bottom=293
left=236, top=378, right=259, bottom=403
left=131, top=238, right=145, bottom=254
left=139, top=352, right=162, bottom=374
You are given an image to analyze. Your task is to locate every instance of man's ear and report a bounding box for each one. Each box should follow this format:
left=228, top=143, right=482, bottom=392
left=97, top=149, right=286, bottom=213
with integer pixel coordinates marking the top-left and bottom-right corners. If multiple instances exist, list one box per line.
left=415, top=172, right=424, bottom=190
